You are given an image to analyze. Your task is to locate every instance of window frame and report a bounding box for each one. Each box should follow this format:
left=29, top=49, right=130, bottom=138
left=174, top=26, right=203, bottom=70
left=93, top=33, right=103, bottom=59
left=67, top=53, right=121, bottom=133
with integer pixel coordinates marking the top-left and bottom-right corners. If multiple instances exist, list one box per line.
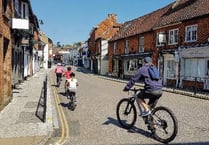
left=156, top=32, right=166, bottom=46
left=125, top=40, right=129, bottom=54
left=113, top=42, right=117, bottom=55
left=168, top=28, right=179, bottom=45
left=139, top=36, right=144, bottom=52
left=21, top=1, right=29, bottom=19
left=185, top=24, right=198, bottom=42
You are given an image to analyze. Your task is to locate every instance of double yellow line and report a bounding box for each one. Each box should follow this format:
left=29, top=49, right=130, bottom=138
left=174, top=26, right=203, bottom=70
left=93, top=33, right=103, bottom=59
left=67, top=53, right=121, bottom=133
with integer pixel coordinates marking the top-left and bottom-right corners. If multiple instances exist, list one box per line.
left=49, top=71, right=69, bottom=145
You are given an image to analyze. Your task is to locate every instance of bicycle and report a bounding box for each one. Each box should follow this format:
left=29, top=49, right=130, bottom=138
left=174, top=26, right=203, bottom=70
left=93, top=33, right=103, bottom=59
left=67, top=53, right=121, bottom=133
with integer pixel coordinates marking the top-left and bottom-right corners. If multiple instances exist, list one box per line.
left=56, top=73, right=62, bottom=87
left=116, top=88, right=178, bottom=144
left=66, top=90, right=77, bottom=111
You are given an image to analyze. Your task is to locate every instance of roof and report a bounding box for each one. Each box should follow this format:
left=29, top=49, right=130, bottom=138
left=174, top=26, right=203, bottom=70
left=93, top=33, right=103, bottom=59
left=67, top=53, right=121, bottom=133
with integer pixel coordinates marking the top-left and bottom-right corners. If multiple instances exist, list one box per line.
left=94, top=14, right=120, bottom=40
left=154, top=0, right=209, bottom=28
left=110, top=0, right=209, bottom=41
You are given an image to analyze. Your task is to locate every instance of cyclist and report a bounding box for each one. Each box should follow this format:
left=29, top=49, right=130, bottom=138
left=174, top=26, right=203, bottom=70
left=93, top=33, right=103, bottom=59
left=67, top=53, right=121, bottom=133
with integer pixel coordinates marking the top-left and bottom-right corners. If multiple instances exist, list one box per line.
left=64, top=66, right=72, bottom=93
left=55, top=63, right=64, bottom=86
left=123, top=57, right=163, bottom=116
left=66, top=72, right=78, bottom=104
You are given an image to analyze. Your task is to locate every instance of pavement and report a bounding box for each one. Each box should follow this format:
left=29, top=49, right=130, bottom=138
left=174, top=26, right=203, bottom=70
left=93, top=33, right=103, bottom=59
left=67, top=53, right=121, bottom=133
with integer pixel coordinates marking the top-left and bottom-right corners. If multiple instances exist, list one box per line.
left=0, top=68, right=54, bottom=145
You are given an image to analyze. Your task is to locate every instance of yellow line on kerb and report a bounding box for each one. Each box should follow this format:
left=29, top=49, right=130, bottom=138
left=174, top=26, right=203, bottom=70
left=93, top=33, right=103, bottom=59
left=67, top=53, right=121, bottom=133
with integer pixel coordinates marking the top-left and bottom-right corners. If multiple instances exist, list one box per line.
left=49, top=71, right=69, bottom=145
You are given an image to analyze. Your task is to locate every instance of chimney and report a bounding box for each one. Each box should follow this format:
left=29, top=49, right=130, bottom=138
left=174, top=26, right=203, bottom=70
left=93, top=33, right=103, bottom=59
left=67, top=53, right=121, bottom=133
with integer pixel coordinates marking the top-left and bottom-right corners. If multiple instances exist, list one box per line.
left=172, top=0, right=181, bottom=9
left=108, top=13, right=117, bottom=20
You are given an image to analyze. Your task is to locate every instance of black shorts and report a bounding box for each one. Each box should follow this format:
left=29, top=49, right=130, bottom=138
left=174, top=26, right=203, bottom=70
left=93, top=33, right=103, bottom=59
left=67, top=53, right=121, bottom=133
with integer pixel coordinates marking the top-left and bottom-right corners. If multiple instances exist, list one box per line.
left=138, top=89, right=162, bottom=99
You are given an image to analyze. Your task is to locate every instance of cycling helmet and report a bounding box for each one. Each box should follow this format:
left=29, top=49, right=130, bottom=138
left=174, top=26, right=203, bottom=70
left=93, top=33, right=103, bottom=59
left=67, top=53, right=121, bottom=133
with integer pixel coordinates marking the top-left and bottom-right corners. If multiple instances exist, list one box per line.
left=57, top=63, right=61, bottom=66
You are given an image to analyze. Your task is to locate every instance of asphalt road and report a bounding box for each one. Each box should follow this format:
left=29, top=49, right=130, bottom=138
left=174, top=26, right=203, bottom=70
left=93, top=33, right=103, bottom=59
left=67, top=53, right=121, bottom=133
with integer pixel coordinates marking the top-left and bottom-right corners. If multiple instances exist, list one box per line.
left=48, top=66, right=209, bottom=145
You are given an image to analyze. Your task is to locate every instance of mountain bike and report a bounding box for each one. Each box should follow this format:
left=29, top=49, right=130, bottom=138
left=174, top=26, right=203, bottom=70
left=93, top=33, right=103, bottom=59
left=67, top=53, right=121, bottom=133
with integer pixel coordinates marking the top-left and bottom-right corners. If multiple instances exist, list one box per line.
left=116, top=88, right=178, bottom=144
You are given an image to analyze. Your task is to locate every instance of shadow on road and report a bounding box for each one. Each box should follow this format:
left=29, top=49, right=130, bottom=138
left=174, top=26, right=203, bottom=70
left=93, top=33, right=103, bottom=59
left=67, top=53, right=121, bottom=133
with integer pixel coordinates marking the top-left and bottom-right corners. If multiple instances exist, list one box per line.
left=103, top=117, right=209, bottom=145
left=102, top=117, right=152, bottom=138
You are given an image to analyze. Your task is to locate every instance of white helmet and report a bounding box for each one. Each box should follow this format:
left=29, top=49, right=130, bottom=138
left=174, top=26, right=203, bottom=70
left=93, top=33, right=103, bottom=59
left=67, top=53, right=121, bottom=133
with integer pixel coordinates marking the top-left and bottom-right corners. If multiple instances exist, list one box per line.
left=57, top=63, right=61, bottom=66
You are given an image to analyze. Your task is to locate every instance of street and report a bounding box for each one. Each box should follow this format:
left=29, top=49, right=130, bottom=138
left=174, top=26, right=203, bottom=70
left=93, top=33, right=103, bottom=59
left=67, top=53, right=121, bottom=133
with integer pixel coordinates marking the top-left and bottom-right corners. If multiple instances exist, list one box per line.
left=47, top=66, right=209, bottom=145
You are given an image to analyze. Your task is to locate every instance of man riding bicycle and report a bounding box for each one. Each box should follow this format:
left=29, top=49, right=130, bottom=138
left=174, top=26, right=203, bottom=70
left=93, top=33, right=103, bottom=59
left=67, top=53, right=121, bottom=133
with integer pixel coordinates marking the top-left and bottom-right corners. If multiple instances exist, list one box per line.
left=123, top=57, right=163, bottom=116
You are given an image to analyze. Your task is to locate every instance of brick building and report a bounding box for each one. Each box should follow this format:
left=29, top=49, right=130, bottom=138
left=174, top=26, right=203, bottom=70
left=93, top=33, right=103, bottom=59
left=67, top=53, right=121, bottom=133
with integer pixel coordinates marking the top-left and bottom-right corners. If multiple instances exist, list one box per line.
left=108, top=0, right=209, bottom=91
left=0, top=0, right=41, bottom=111
left=0, top=0, right=13, bottom=110
left=88, top=13, right=120, bottom=74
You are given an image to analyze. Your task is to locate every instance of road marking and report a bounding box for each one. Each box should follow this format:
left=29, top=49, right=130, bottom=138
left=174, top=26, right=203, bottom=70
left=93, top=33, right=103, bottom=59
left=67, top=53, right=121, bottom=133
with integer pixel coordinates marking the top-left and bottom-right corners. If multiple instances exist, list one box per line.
left=49, top=72, right=70, bottom=145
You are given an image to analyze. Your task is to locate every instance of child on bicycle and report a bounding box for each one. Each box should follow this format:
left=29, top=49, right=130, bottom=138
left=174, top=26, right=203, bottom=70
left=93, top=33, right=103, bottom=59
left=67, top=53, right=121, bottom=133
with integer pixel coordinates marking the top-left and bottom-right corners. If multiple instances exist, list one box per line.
left=63, top=66, right=72, bottom=93
left=66, top=72, right=78, bottom=104
left=123, top=57, right=163, bottom=116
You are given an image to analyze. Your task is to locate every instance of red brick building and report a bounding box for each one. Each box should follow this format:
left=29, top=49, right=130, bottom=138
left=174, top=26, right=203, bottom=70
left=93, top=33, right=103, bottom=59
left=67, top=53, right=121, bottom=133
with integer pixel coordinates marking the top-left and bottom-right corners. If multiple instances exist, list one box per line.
left=0, top=0, right=13, bottom=110
left=0, top=0, right=40, bottom=111
left=108, top=0, right=209, bottom=91
left=88, top=13, right=120, bottom=74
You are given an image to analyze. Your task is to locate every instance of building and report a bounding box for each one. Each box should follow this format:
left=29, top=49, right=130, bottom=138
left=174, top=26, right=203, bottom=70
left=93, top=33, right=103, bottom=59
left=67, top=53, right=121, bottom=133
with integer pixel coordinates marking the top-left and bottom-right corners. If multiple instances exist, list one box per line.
left=108, top=0, right=209, bottom=91
left=88, top=13, right=120, bottom=74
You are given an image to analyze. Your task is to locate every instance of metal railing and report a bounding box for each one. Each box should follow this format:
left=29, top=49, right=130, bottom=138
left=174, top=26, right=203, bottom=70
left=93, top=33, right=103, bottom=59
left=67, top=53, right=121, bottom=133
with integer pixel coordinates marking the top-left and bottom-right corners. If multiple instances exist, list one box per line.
left=35, top=75, right=47, bottom=122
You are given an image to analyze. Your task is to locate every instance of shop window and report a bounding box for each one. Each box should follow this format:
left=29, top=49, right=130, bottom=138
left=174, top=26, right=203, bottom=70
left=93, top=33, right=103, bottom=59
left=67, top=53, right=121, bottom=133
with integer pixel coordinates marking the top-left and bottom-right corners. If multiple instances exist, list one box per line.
left=207, top=60, right=209, bottom=75
left=183, top=58, right=205, bottom=79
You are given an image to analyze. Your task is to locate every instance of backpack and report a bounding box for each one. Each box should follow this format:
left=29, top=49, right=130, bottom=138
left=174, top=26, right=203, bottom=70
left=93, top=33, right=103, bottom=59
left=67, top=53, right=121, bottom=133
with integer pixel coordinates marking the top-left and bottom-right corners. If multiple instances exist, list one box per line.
left=148, top=65, right=160, bottom=80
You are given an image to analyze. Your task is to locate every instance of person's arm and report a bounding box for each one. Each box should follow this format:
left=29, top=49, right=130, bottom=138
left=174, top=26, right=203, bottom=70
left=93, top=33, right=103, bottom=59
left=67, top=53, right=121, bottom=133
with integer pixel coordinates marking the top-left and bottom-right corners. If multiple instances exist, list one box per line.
left=124, top=68, right=142, bottom=90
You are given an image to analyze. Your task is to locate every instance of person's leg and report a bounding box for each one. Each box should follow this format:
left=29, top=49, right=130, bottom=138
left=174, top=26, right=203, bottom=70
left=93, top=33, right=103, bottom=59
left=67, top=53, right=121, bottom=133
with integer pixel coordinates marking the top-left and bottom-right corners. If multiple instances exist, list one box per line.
left=137, top=98, right=149, bottom=111
left=137, top=90, right=151, bottom=116
left=147, top=90, right=162, bottom=109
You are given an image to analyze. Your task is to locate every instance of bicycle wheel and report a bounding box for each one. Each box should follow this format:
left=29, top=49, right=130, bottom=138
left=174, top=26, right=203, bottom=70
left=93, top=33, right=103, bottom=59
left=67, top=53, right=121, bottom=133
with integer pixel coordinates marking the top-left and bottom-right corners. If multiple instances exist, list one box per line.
left=116, top=98, right=137, bottom=129
left=151, top=106, right=178, bottom=144
left=57, top=76, right=61, bottom=87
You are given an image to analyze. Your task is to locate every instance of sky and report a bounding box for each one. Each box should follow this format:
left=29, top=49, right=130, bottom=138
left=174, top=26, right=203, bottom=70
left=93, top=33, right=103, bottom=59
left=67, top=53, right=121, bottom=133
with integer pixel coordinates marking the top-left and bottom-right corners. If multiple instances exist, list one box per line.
left=30, top=0, right=175, bottom=46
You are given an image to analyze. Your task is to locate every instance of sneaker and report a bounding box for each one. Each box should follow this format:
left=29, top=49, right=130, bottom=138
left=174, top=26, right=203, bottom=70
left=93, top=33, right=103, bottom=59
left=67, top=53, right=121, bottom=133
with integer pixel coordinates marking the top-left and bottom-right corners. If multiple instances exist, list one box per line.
left=141, top=110, right=151, bottom=117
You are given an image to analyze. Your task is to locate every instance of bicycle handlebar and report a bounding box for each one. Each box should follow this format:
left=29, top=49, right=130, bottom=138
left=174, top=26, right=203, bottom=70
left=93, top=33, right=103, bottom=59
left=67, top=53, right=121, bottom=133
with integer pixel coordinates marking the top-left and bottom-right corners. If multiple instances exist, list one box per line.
left=128, top=88, right=141, bottom=93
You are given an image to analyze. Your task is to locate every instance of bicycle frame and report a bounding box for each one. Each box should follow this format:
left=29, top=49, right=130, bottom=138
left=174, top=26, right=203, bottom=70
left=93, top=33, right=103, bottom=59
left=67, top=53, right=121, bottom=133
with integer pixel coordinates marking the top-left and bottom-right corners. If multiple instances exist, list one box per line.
left=128, top=88, right=145, bottom=116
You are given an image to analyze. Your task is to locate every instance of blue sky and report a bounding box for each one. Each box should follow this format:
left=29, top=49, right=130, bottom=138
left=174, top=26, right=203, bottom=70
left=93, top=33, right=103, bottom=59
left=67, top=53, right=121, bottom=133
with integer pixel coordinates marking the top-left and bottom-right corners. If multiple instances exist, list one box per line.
left=30, top=0, right=174, bottom=45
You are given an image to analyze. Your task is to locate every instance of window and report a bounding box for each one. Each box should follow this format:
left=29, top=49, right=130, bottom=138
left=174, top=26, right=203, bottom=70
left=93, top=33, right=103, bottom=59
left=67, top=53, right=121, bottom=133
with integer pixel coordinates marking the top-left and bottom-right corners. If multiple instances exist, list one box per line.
left=113, top=42, right=117, bottom=55
left=113, top=59, right=118, bottom=72
left=169, top=29, right=178, bottom=45
left=125, top=40, right=129, bottom=54
left=183, top=58, right=205, bottom=79
left=14, top=0, right=20, bottom=17
left=156, top=32, right=166, bottom=46
left=2, top=0, right=7, bottom=14
left=185, top=25, right=197, bottom=42
left=21, top=2, right=29, bottom=19
left=139, top=37, right=144, bottom=52
left=166, top=60, right=176, bottom=78
left=3, top=37, right=9, bottom=62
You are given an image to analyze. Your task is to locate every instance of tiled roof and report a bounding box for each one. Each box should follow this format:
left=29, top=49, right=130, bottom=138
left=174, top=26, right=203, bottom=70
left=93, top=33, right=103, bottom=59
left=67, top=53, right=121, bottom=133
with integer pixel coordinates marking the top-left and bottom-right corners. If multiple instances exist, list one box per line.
left=110, top=0, right=209, bottom=41
left=95, top=14, right=119, bottom=40
left=110, top=5, right=171, bottom=41
left=155, top=0, right=209, bottom=28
